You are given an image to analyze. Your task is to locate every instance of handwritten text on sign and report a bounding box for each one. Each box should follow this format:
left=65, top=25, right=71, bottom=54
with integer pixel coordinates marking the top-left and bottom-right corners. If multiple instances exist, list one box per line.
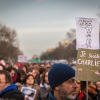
left=77, top=50, right=100, bottom=67
left=76, top=48, right=100, bottom=81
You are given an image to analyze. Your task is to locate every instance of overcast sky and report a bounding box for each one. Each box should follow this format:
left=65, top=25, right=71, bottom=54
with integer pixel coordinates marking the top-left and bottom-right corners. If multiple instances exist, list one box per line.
left=0, top=0, right=100, bottom=59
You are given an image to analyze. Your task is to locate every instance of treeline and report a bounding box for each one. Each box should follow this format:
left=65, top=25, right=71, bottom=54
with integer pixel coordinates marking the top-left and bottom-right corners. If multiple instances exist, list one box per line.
left=0, top=24, right=23, bottom=63
left=40, top=29, right=77, bottom=62
left=40, top=26, right=100, bottom=62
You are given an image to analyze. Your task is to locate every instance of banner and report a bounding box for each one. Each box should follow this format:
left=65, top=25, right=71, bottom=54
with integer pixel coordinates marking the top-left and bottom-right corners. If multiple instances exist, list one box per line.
left=76, top=48, right=100, bottom=81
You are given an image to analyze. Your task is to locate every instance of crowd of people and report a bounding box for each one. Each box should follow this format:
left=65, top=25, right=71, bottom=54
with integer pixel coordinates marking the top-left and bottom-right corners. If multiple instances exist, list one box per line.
left=0, top=62, right=100, bottom=100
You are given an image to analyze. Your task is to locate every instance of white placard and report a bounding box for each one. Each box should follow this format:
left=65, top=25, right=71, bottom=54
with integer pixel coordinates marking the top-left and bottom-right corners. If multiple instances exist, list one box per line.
left=18, top=55, right=27, bottom=62
left=0, top=60, right=6, bottom=66
left=21, top=86, right=36, bottom=100
left=76, top=18, right=99, bottom=50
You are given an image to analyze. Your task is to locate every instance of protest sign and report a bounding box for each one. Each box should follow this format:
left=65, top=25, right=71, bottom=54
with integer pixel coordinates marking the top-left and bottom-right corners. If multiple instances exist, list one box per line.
left=76, top=48, right=100, bottom=81
left=21, top=86, right=36, bottom=100
left=18, top=55, right=27, bottom=62
left=76, top=18, right=99, bottom=50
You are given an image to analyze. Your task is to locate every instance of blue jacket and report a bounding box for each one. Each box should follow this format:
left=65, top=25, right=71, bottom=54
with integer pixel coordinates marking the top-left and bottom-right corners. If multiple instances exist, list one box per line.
left=0, top=84, right=17, bottom=96
left=45, top=90, right=56, bottom=100
left=0, top=84, right=24, bottom=100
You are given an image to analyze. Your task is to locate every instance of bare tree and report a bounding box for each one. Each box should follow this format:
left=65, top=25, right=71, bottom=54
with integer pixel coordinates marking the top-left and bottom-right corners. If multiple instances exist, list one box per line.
left=40, top=29, right=77, bottom=62
left=66, top=28, right=76, bottom=43
left=0, top=24, right=23, bottom=63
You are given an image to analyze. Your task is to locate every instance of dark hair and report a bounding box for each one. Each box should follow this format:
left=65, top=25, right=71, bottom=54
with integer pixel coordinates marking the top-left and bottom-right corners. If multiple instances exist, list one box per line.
left=80, top=81, right=91, bottom=91
left=23, top=74, right=35, bottom=85
left=21, top=64, right=28, bottom=73
left=0, top=70, right=12, bottom=83
left=17, top=69, right=26, bottom=78
left=5, top=66, right=16, bottom=73
left=39, top=68, right=46, bottom=75
left=41, top=69, right=49, bottom=85
left=27, top=67, right=39, bottom=76
left=27, top=67, right=34, bottom=73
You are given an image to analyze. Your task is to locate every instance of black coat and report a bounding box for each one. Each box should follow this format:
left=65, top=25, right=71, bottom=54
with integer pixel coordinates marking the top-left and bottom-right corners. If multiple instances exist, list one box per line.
left=0, top=90, right=24, bottom=100
left=37, top=87, right=49, bottom=100
left=0, top=84, right=24, bottom=100
left=92, top=95, right=100, bottom=100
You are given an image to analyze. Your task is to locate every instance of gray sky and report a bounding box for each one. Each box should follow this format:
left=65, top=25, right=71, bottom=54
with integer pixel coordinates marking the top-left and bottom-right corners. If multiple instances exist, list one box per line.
left=0, top=0, right=100, bottom=59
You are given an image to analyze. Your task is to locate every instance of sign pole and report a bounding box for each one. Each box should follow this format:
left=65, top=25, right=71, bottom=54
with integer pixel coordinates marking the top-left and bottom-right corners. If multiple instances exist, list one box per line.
left=86, top=81, right=88, bottom=100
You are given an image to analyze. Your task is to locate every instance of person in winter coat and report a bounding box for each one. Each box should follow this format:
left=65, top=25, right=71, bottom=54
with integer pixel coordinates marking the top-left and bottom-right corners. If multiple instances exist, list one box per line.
left=0, top=70, right=24, bottom=100
left=77, top=81, right=96, bottom=100
left=92, top=82, right=100, bottom=100
left=45, top=63, right=80, bottom=100
left=22, top=74, right=40, bottom=100
left=37, top=69, right=50, bottom=100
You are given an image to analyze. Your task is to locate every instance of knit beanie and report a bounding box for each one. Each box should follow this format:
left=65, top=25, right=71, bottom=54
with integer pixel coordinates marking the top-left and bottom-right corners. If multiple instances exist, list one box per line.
left=48, top=63, right=75, bottom=89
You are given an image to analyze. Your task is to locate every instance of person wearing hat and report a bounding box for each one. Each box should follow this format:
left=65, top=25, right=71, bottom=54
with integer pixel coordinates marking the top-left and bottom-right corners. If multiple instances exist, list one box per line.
left=45, top=63, right=80, bottom=100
